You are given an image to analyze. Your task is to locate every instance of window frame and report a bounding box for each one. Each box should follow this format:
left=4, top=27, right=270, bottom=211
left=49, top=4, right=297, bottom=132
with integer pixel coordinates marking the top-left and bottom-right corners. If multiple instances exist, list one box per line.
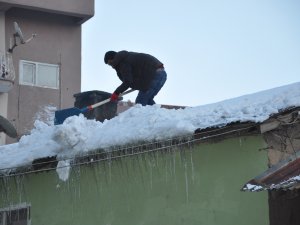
left=0, top=202, right=31, bottom=225
left=19, top=60, right=60, bottom=89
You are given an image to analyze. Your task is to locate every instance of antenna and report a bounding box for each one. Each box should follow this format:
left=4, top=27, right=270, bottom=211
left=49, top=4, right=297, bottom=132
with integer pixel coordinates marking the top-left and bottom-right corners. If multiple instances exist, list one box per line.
left=8, top=22, right=37, bottom=53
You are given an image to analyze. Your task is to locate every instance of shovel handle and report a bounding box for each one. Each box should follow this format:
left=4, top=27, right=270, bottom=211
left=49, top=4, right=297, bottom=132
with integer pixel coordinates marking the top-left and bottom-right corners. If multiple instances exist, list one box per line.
left=82, top=89, right=135, bottom=112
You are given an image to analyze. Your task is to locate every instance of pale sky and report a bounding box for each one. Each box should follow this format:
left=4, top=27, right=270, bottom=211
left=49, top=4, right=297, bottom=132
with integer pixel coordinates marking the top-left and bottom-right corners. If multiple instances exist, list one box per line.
left=81, top=0, right=300, bottom=107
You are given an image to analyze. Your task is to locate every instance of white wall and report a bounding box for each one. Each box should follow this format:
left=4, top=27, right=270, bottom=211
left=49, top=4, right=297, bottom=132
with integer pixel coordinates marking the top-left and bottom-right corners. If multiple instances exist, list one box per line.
left=0, top=11, right=8, bottom=145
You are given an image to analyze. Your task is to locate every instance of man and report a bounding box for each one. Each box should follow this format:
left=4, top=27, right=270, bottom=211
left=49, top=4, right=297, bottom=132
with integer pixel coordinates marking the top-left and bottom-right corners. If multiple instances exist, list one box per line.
left=104, top=50, right=167, bottom=106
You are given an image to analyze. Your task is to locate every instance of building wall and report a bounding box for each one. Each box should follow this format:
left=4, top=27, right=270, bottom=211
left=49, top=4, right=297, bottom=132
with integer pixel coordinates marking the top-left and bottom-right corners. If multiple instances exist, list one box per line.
left=0, top=136, right=269, bottom=225
left=0, top=11, right=4, bottom=50
left=0, top=0, right=94, bottom=21
left=0, top=11, right=8, bottom=145
left=5, top=8, right=82, bottom=142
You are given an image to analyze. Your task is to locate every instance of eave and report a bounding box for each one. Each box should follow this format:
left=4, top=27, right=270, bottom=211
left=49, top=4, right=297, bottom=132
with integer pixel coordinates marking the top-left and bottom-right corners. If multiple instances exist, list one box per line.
left=242, top=151, right=300, bottom=192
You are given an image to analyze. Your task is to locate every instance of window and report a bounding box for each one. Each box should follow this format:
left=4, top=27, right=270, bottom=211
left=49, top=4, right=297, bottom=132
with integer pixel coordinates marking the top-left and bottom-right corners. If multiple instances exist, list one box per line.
left=0, top=203, right=31, bottom=225
left=20, top=60, right=59, bottom=89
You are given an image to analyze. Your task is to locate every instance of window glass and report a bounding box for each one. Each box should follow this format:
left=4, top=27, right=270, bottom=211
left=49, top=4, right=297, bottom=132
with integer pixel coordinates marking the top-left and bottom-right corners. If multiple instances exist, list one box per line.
left=22, top=63, right=35, bottom=85
left=36, top=64, right=59, bottom=88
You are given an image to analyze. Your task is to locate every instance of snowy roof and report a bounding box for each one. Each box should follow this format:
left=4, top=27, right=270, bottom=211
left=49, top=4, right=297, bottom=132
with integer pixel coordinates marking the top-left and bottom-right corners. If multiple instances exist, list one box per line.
left=1, top=81, right=300, bottom=181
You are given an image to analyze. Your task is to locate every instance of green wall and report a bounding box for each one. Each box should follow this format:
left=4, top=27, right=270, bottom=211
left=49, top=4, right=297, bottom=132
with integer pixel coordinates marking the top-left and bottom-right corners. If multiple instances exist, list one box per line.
left=0, top=136, right=269, bottom=225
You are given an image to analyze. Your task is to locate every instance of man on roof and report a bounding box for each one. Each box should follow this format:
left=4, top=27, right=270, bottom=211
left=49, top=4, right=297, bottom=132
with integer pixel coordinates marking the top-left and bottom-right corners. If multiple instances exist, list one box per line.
left=104, top=50, right=167, bottom=106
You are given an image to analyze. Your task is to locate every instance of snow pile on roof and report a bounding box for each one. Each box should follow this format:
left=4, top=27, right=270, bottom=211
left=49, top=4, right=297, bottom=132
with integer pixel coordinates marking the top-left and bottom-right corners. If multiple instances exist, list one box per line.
left=243, top=184, right=264, bottom=192
left=33, top=105, right=57, bottom=125
left=1, top=82, right=300, bottom=180
left=269, top=175, right=300, bottom=190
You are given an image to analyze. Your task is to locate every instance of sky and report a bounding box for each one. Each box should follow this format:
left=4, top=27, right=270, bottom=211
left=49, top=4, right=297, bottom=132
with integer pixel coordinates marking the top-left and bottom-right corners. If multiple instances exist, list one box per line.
left=0, top=81, right=300, bottom=181
left=81, top=0, right=300, bottom=107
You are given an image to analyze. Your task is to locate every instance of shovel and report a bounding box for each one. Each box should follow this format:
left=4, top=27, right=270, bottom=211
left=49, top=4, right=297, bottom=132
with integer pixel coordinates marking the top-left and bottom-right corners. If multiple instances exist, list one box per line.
left=54, top=89, right=135, bottom=125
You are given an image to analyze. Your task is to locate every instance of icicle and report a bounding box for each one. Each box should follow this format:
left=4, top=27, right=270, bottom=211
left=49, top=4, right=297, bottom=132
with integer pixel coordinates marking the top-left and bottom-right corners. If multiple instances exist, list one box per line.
left=108, top=152, right=112, bottom=184
left=184, top=159, right=189, bottom=204
left=190, top=150, right=195, bottom=184
left=172, top=150, right=178, bottom=192
left=1, top=177, right=12, bottom=206
left=15, top=175, right=25, bottom=203
left=149, top=160, right=153, bottom=190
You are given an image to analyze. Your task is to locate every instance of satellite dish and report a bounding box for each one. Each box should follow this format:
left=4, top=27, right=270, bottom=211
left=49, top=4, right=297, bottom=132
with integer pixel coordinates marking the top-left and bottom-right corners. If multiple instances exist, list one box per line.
left=13, top=22, right=25, bottom=44
left=8, top=22, right=37, bottom=53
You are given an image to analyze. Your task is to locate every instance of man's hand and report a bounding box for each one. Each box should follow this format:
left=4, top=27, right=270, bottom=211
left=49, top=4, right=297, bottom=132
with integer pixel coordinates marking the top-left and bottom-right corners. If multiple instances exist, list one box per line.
left=110, top=92, right=119, bottom=102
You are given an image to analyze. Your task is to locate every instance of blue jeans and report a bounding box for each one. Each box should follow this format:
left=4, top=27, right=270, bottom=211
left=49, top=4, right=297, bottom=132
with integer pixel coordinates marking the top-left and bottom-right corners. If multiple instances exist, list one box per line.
left=135, top=69, right=167, bottom=106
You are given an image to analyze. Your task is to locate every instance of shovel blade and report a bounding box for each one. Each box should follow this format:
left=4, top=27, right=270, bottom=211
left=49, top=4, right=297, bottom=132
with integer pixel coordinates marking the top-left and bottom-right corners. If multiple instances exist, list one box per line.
left=54, top=107, right=83, bottom=125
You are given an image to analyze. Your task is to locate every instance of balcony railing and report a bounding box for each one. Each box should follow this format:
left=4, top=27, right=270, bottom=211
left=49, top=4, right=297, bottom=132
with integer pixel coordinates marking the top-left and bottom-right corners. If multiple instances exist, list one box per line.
left=0, top=51, right=15, bottom=93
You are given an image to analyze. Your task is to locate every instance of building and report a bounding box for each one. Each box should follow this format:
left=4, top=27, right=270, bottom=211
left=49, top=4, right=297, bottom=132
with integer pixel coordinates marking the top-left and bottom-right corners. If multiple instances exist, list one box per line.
left=242, top=106, right=300, bottom=225
left=0, top=0, right=94, bottom=145
left=0, top=120, right=269, bottom=225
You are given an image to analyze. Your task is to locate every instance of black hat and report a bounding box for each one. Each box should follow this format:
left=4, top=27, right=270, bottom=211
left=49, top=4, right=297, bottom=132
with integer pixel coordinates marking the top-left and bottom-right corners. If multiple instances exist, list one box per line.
left=104, top=51, right=117, bottom=64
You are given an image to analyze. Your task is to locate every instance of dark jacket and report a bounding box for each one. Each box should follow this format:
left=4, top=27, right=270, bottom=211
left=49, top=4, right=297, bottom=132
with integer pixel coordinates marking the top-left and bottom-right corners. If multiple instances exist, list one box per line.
left=111, top=51, right=163, bottom=94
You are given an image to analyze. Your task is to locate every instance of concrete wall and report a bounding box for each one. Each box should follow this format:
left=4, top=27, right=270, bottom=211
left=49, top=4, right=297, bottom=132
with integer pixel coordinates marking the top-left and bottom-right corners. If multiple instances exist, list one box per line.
left=0, top=11, right=4, bottom=51
left=5, top=8, right=82, bottom=142
left=0, top=136, right=269, bottom=225
left=0, top=11, right=7, bottom=145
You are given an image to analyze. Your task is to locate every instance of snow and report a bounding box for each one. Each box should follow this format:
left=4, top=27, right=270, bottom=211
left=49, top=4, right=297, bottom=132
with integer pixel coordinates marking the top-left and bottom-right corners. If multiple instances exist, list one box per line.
left=56, top=160, right=71, bottom=181
left=33, top=105, right=57, bottom=126
left=243, top=184, right=264, bottom=192
left=269, top=175, right=300, bottom=190
left=243, top=175, right=300, bottom=192
left=1, top=82, right=300, bottom=181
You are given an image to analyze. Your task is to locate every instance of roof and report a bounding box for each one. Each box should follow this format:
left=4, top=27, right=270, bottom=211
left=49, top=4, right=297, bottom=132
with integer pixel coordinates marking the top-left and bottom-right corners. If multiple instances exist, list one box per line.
left=2, top=107, right=298, bottom=180
left=0, top=120, right=261, bottom=180
left=242, top=107, right=300, bottom=192
left=242, top=151, right=300, bottom=192
left=1, top=82, right=300, bottom=181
